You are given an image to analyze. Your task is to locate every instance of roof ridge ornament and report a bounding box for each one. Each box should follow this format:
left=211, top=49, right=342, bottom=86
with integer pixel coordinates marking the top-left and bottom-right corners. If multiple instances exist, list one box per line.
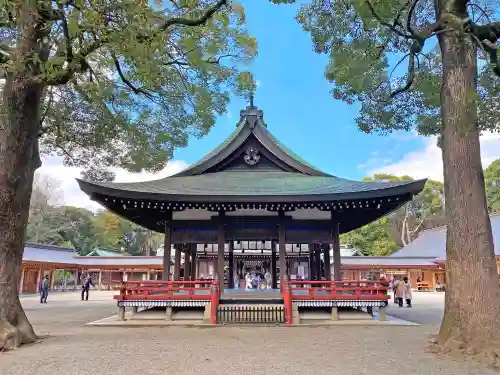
left=239, top=91, right=266, bottom=128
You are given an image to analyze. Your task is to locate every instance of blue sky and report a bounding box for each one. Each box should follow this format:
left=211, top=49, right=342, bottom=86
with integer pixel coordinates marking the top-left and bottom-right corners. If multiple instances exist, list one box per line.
left=173, top=0, right=424, bottom=180
left=42, top=0, right=500, bottom=210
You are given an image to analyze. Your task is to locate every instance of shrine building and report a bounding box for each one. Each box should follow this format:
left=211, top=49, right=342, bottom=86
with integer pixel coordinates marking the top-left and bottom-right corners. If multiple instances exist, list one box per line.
left=75, top=101, right=427, bottom=291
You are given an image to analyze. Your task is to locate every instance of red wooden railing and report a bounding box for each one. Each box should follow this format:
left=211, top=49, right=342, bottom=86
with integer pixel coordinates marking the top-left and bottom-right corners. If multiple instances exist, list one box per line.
left=112, top=279, right=220, bottom=324
left=288, top=280, right=391, bottom=301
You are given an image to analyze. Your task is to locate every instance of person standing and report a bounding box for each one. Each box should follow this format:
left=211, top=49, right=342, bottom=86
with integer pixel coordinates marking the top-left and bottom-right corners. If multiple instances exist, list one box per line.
left=40, top=275, right=49, bottom=304
left=395, top=277, right=405, bottom=308
left=403, top=276, right=413, bottom=308
left=391, top=276, right=399, bottom=304
left=81, top=274, right=93, bottom=301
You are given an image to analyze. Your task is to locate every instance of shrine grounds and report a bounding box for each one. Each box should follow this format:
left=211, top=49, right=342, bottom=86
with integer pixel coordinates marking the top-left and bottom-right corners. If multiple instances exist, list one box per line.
left=0, top=292, right=496, bottom=375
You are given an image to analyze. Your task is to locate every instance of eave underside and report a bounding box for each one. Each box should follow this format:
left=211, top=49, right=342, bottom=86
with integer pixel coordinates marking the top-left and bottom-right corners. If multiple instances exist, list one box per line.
left=91, top=191, right=412, bottom=236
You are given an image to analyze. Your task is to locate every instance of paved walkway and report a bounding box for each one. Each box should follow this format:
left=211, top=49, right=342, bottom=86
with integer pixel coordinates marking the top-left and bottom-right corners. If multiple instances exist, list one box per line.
left=0, top=291, right=492, bottom=375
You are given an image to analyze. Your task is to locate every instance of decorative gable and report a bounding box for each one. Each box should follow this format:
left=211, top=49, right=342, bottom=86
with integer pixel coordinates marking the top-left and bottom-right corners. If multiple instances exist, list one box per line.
left=173, top=102, right=330, bottom=177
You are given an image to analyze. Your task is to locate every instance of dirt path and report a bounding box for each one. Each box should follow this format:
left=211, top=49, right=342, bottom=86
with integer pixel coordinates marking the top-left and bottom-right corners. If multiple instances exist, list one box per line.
left=0, top=292, right=493, bottom=375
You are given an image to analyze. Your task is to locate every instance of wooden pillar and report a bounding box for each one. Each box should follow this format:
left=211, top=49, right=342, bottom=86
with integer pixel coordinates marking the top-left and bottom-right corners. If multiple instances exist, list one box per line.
left=184, top=248, right=191, bottom=281
left=271, top=240, right=277, bottom=289
left=50, top=268, right=56, bottom=290
left=332, top=216, right=341, bottom=281
left=19, top=266, right=25, bottom=293
left=190, top=244, right=197, bottom=280
left=314, top=244, right=321, bottom=280
left=35, top=267, right=42, bottom=293
left=62, top=269, right=67, bottom=290
left=98, top=270, right=103, bottom=290
left=162, top=211, right=173, bottom=281
left=218, top=211, right=226, bottom=289
left=309, top=244, right=315, bottom=281
left=173, top=245, right=181, bottom=280
left=228, top=241, right=234, bottom=288
left=279, top=211, right=286, bottom=290
left=323, top=244, right=331, bottom=281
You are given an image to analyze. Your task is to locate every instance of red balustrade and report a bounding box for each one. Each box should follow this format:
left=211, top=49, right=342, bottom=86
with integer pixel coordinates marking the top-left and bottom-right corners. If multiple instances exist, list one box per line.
left=288, top=280, right=391, bottom=301
left=112, top=279, right=216, bottom=301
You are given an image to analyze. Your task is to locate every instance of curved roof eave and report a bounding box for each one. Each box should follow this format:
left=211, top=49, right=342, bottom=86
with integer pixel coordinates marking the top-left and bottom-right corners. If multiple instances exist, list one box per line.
left=77, top=177, right=427, bottom=203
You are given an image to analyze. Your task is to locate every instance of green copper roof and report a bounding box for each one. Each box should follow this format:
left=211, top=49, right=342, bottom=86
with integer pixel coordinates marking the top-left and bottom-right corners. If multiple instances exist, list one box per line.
left=78, top=170, right=426, bottom=201
left=86, top=248, right=127, bottom=257
left=77, top=103, right=427, bottom=204
left=260, top=125, right=324, bottom=174
left=178, top=121, right=246, bottom=174
left=172, top=105, right=330, bottom=177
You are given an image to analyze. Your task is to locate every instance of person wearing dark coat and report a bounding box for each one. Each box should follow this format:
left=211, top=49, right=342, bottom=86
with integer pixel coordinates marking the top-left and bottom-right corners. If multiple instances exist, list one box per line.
left=81, top=275, right=94, bottom=301
left=40, top=275, right=49, bottom=304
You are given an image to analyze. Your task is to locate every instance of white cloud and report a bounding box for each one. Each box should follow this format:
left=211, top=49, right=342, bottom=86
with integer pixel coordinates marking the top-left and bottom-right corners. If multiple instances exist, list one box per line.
left=37, top=155, right=190, bottom=212
left=369, top=132, right=500, bottom=181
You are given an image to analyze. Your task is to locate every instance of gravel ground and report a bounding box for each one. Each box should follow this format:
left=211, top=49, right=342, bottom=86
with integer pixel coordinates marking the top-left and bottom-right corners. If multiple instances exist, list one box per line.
left=0, top=291, right=494, bottom=375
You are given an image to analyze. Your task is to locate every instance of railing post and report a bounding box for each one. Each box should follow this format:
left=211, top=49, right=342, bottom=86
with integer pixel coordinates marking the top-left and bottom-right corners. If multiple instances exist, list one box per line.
left=210, top=275, right=219, bottom=325
left=283, top=275, right=293, bottom=324
left=119, top=280, right=127, bottom=300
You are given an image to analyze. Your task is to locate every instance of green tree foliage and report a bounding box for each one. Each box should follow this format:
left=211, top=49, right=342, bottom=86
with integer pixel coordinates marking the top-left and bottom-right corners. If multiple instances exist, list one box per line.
left=57, top=206, right=101, bottom=255
left=341, top=216, right=398, bottom=256
left=0, top=0, right=259, bottom=349
left=485, top=159, right=500, bottom=213
left=273, top=0, right=500, bottom=359
left=276, top=0, right=499, bottom=136
left=26, top=201, right=163, bottom=256
left=0, top=0, right=257, bottom=179
left=341, top=174, right=445, bottom=255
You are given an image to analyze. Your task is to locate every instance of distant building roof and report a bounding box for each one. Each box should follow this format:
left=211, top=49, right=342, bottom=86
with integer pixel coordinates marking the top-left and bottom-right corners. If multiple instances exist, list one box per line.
left=86, top=248, right=128, bottom=257
left=23, top=243, right=436, bottom=269
left=341, top=256, right=439, bottom=268
left=339, top=245, right=363, bottom=257
left=23, top=243, right=78, bottom=265
left=391, top=212, right=500, bottom=259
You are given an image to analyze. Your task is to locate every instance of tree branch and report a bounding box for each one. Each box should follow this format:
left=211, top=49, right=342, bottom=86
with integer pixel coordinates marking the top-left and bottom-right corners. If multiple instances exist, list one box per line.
left=112, top=53, right=155, bottom=99
left=45, top=0, right=229, bottom=85
left=159, top=0, right=228, bottom=30
left=56, top=0, right=73, bottom=64
left=365, top=0, right=414, bottom=39
left=469, top=21, right=500, bottom=76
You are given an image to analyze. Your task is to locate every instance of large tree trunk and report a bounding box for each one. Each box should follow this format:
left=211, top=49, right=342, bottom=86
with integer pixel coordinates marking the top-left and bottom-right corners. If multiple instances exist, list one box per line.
left=435, top=9, right=500, bottom=365
left=0, top=77, right=43, bottom=350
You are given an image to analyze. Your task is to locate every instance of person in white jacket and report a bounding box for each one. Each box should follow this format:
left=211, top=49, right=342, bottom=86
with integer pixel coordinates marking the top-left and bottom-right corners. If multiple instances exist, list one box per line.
left=403, top=276, right=412, bottom=308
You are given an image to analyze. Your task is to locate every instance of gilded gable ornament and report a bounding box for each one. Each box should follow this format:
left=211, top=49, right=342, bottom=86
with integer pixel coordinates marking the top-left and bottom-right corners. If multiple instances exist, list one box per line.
left=244, top=147, right=260, bottom=166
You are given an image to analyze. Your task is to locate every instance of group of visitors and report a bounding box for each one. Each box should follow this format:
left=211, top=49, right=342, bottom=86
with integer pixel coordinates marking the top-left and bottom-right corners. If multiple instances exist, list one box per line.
left=39, top=274, right=94, bottom=304
left=390, top=275, right=412, bottom=307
